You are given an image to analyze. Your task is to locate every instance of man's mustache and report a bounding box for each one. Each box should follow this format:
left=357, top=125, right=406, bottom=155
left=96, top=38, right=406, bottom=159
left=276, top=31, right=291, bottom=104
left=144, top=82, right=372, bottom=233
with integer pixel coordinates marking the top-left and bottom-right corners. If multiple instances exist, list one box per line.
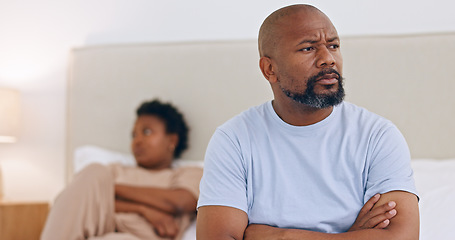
left=310, top=69, right=341, bottom=82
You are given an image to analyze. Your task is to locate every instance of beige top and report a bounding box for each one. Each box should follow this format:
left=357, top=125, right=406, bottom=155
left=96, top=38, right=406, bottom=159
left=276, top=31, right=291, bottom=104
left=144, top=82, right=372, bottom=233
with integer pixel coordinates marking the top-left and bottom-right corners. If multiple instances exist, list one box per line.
left=109, top=164, right=203, bottom=240
left=110, top=164, right=202, bottom=198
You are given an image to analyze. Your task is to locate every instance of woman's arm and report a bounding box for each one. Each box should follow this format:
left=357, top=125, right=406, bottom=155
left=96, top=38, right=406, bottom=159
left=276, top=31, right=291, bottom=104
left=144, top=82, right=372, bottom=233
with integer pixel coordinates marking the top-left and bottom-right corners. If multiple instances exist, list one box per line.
left=115, top=184, right=197, bottom=215
left=115, top=199, right=179, bottom=238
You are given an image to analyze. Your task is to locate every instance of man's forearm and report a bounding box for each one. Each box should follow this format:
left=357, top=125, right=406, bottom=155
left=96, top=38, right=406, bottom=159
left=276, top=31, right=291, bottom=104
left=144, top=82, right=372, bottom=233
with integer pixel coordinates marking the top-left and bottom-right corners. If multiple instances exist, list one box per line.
left=244, top=224, right=416, bottom=240
left=245, top=191, right=419, bottom=240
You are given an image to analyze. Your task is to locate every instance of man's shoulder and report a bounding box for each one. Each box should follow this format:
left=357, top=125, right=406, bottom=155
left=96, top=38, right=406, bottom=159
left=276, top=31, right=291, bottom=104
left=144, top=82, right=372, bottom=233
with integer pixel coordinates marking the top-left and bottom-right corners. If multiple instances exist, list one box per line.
left=337, top=101, right=396, bottom=131
left=339, top=101, right=389, bottom=120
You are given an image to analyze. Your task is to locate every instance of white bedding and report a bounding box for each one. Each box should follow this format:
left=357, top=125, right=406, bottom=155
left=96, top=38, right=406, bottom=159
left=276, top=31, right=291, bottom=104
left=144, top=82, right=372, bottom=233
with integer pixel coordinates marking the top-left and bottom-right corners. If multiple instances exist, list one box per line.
left=75, top=146, right=455, bottom=240
left=411, top=159, right=455, bottom=239
left=74, top=145, right=204, bottom=173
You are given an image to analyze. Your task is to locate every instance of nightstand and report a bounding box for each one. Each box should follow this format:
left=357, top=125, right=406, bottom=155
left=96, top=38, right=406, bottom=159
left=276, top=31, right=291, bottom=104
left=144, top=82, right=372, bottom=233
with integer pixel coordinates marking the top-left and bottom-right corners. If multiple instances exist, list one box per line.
left=0, top=201, right=49, bottom=240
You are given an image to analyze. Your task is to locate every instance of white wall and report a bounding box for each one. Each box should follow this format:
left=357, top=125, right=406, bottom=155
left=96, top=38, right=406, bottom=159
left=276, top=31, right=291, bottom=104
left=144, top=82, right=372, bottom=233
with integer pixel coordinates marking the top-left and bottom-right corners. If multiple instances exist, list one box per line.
left=1, top=0, right=454, bottom=201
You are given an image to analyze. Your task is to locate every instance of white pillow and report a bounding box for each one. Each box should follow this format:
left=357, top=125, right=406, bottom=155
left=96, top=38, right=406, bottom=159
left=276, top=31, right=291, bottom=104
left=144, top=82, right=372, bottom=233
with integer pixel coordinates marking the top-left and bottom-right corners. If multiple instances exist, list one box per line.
left=73, top=145, right=136, bottom=173
left=73, top=145, right=204, bottom=174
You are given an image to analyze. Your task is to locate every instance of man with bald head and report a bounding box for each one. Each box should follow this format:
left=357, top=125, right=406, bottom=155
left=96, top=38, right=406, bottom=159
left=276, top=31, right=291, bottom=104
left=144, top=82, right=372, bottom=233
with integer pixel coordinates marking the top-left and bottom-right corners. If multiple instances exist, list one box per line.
left=197, top=4, right=419, bottom=240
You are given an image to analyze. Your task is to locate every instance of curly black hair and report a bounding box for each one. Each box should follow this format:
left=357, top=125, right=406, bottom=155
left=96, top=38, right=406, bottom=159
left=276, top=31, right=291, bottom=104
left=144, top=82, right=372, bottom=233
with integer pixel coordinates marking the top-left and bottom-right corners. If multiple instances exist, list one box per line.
left=136, top=99, right=189, bottom=159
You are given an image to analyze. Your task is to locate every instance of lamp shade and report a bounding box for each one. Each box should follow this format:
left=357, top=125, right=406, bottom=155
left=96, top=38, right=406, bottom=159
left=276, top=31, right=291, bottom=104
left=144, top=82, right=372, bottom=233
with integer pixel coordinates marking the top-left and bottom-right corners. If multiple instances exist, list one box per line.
left=0, top=88, right=20, bottom=143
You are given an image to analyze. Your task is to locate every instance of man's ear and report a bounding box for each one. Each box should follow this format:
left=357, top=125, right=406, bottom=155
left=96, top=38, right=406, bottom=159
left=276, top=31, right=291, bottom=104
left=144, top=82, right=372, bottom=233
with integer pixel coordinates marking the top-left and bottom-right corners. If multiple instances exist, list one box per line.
left=259, top=56, right=277, bottom=83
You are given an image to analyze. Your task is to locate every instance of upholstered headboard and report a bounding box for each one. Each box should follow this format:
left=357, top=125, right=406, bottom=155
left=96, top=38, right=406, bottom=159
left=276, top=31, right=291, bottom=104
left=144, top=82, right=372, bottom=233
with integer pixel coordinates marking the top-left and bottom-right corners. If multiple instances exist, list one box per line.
left=67, top=33, right=455, bottom=180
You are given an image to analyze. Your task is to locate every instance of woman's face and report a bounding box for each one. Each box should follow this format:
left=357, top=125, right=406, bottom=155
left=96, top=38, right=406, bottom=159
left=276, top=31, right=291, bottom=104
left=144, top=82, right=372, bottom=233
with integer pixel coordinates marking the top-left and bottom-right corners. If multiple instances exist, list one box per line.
left=131, top=115, right=177, bottom=169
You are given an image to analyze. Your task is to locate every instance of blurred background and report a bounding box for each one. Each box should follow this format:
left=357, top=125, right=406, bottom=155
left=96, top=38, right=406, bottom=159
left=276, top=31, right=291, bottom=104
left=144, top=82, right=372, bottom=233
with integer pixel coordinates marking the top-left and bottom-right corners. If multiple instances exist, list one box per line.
left=0, top=0, right=454, bottom=202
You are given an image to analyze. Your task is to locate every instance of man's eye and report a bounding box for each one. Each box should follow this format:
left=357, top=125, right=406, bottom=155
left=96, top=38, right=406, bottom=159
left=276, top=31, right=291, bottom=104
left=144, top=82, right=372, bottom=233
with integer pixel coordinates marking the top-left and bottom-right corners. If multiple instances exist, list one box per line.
left=329, top=44, right=340, bottom=49
left=143, top=129, right=152, bottom=135
left=299, top=47, right=314, bottom=52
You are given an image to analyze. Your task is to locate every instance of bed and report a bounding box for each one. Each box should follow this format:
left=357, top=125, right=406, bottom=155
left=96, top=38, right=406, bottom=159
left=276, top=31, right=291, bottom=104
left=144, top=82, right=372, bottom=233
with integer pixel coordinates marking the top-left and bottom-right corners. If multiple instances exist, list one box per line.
left=67, top=33, right=455, bottom=239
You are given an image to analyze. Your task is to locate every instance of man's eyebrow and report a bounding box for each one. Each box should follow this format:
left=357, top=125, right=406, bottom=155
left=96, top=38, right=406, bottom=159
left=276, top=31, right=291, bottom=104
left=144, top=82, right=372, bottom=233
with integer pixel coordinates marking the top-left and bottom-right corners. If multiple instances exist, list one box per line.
left=328, top=37, right=340, bottom=42
left=296, top=36, right=340, bottom=46
left=296, top=39, right=318, bottom=46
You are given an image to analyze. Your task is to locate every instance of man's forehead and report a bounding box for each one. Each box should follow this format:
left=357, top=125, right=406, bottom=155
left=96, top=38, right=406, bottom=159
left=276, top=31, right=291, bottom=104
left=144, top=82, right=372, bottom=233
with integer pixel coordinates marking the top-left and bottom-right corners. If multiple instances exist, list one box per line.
left=285, top=9, right=334, bottom=28
left=281, top=11, right=337, bottom=34
left=296, top=27, right=339, bottom=41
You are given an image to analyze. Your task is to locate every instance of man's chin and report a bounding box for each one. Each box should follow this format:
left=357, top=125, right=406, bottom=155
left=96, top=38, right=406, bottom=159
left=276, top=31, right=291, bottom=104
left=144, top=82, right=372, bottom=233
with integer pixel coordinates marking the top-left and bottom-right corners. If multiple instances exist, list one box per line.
left=281, top=84, right=345, bottom=109
left=299, top=91, right=344, bottom=109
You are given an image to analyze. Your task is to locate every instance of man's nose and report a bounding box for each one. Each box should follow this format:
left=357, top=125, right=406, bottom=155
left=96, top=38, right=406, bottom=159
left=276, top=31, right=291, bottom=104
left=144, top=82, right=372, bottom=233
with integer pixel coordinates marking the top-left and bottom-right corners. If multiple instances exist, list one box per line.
left=316, top=47, right=336, bottom=68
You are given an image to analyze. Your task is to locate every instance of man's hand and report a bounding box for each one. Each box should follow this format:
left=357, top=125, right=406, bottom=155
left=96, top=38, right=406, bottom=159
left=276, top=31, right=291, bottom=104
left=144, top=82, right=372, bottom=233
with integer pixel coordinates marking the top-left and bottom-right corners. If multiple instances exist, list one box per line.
left=243, top=194, right=400, bottom=240
left=348, top=194, right=397, bottom=231
left=139, top=205, right=180, bottom=238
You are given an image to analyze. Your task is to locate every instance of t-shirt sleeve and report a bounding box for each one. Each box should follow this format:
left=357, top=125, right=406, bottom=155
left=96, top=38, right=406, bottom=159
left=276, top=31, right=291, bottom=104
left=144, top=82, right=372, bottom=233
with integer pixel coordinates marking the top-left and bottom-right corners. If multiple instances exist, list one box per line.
left=197, top=128, right=249, bottom=213
left=171, top=166, right=203, bottom=199
left=364, top=123, right=419, bottom=203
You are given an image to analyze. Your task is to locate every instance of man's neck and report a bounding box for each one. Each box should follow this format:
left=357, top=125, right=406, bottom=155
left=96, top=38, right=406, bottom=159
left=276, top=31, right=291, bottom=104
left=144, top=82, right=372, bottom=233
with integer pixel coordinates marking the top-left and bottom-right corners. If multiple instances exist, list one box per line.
left=271, top=99, right=334, bottom=126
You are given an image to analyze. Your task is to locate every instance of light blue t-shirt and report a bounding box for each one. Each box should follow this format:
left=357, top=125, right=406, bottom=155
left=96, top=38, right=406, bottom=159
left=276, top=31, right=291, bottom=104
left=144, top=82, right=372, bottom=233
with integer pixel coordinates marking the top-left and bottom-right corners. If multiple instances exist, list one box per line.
left=197, top=101, right=417, bottom=233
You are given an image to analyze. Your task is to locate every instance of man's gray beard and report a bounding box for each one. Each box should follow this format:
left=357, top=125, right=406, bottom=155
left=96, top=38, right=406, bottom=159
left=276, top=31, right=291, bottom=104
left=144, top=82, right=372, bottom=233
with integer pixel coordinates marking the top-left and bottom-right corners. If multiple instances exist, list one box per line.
left=280, top=71, right=345, bottom=109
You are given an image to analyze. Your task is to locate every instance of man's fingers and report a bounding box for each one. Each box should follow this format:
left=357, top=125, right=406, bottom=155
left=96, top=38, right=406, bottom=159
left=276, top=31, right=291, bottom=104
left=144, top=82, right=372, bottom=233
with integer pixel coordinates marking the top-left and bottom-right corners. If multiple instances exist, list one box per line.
left=363, top=208, right=397, bottom=229
left=369, top=201, right=396, bottom=217
left=359, top=194, right=381, bottom=215
left=355, top=194, right=381, bottom=226
left=349, top=195, right=399, bottom=231
left=374, top=219, right=390, bottom=229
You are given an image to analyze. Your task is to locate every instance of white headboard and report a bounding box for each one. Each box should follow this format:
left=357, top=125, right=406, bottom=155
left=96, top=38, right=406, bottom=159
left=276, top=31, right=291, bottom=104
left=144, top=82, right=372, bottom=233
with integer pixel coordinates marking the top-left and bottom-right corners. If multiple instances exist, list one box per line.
left=67, top=33, right=455, bottom=180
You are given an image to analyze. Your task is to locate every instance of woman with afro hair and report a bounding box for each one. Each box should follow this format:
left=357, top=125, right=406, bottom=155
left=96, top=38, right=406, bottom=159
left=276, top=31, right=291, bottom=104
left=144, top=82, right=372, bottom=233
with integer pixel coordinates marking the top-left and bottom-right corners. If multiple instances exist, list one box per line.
left=42, top=99, right=202, bottom=240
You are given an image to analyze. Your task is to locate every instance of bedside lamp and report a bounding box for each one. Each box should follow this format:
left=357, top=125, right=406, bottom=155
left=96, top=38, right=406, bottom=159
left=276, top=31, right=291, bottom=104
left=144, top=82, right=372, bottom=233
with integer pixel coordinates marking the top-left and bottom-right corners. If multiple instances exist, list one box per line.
left=0, top=87, right=20, bottom=200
